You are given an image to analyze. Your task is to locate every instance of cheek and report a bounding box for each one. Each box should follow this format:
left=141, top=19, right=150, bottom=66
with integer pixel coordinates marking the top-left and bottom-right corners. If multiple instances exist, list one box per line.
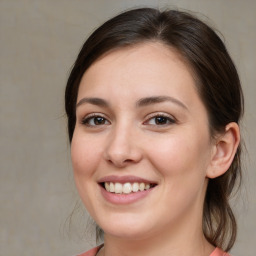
left=147, top=131, right=211, bottom=178
left=147, top=135, right=210, bottom=215
left=71, top=133, right=102, bottom=181
left=70, top=133, right=102, bottom=210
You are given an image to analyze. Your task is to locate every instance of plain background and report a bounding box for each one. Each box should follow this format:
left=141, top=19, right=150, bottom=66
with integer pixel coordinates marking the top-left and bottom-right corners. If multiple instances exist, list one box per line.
left=0, top=0, right=255, bottom=255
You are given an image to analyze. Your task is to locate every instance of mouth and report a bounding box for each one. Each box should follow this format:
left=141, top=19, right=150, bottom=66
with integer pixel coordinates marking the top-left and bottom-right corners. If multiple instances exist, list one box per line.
left=99, top=182, right=157, bottom=194
left=98, top=176, right=158, bottom=204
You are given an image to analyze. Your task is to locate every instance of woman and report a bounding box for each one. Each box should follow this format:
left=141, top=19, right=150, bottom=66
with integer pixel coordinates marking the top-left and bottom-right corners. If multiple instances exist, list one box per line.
left=65, top=8, right=243, bottom=256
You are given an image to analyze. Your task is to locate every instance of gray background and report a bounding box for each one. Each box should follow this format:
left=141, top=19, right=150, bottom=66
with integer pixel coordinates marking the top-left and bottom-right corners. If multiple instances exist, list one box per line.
left=0, top=0, right=255, bottom=255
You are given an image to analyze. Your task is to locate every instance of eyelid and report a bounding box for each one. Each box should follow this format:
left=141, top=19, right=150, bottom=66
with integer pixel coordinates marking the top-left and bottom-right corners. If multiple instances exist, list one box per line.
left=81, top=113, right=111, bottom=126
left=143, top=112, right=176, bottom=125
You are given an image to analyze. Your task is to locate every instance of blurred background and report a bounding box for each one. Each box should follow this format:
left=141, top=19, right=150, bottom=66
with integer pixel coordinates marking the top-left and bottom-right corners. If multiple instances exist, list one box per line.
left=0, top=0, right=255, bottom=255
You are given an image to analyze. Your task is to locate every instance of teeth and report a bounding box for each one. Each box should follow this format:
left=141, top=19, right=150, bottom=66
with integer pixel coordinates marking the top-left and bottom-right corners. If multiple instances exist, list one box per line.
left=123, top=183, right=132, bottom=194
left=132, top=182, right=139, bottom=192
left=105, top=182, right=110, bottom=192
left=109, top=182, right=115, bottom=192
left=115, top=183, right=122, bottom=194
left=139, top=183, right=145, bottom=191
left=104, top=182, right=153, bottom=194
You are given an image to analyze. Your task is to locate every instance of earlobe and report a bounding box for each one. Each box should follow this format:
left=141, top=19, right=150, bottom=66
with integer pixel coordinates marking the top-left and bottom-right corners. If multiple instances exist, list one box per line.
left=206, top=122, right=240, bottom=179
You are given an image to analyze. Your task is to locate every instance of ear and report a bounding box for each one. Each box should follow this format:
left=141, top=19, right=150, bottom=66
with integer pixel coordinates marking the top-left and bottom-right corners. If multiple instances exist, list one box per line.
left=206, top=122, right=240, bottom=179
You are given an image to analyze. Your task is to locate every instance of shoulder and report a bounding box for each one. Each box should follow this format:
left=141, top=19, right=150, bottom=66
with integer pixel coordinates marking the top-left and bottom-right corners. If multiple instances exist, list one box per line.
left=77, top=245, right=103, bottom=256
left=210, top=247, right=232, bottom=256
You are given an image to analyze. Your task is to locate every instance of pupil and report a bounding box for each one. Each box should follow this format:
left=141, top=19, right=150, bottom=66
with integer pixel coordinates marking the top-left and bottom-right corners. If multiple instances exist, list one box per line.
left=156, top=116, right=167, bottom=124
left=95, top=117, right=104, bottom=125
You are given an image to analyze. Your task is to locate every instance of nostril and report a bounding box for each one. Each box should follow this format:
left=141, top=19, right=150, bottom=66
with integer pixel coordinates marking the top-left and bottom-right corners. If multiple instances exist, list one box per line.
left=124, top=159, right=133, bottom=163
left=106, top=157, right=134, bottom=168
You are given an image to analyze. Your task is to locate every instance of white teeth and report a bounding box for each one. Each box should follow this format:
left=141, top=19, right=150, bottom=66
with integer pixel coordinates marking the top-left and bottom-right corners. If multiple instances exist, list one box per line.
left=105, top=182, right=110, bottom=192
left=115, top=183, right=123, bottom=194
left=104, top=182, right=153, bottom=194
left=145, top=184, right=150, bottom=190
left=132, top=182, right=139, bottom=192
left=109, top=182, right=115, bottom=192
left=139, top=183, right=145, bottom=191
left=123, top=183, right=132, bottom=194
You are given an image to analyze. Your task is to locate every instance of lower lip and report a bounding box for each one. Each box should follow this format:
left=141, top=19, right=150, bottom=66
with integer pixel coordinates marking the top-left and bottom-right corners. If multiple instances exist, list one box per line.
left=99, top=185, right=155, bottom=205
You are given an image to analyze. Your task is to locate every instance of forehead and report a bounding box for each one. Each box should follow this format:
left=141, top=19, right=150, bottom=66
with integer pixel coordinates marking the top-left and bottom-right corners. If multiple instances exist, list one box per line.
left=78, top=42, right=197, bottom=98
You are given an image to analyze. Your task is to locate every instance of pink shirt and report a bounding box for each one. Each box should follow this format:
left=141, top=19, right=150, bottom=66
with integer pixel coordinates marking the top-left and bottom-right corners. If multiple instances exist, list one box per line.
left=77, top=246, right=230, bottom=256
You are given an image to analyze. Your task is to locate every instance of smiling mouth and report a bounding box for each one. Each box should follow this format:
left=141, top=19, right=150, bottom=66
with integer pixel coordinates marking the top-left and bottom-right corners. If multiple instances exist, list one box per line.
left=100, top=182, right=157, bottom=194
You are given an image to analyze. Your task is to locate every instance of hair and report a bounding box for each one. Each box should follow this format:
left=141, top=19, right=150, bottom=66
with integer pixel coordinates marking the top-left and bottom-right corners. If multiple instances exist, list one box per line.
left=65, top=8, right=244, bottom=252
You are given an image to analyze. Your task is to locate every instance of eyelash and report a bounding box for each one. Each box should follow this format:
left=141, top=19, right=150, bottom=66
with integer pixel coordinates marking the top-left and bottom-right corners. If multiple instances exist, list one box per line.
left=80, top=113, right=176, bottom=128
left=144, top=113, right=176, bottom=126
left=81, top=113, right=110, bottom=127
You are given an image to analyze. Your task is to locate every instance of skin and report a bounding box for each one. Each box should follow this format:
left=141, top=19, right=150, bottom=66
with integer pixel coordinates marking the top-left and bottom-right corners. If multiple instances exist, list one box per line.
left=71, top=42, right=239, bottom=256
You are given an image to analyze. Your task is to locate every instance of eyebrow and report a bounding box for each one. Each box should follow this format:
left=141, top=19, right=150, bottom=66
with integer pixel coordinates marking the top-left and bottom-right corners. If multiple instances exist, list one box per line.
left=76, top=96, right=188, bottom=110
left=76, top=97, right=109, bottom=108
left=136, top=96, right=188, bottom=110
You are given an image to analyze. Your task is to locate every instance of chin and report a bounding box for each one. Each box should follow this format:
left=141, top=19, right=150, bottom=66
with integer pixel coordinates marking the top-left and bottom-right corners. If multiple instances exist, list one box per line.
left=98, top=216, right=153, bottom=240
left=104, top=227, right=150, bottom=240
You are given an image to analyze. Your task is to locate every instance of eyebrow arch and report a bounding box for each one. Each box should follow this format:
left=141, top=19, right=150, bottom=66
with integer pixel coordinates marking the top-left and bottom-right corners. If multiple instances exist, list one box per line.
left=76, top=97, right=109, bottom=108
left=76, top=96, right=188, bottom=110
left=136, top=96, right=188, bottom=110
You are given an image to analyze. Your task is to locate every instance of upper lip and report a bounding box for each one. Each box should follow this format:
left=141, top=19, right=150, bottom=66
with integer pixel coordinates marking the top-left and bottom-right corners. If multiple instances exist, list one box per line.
left=98, top=175, right=158, bottom=184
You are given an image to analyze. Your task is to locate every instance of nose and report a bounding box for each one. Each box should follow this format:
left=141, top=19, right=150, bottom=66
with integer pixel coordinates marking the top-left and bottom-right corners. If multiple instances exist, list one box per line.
left=103, top=124, right=143, bottom=168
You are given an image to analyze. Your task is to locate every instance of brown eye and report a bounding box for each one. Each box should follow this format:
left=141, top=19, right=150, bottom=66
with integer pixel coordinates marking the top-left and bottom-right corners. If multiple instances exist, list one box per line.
left=93, top=117, right=106, bottom=125
left=82, top=115, right=110, bottom=126
left=155, top=116, right=169, bottom=124
left=146, top=115, right=175, bottom=126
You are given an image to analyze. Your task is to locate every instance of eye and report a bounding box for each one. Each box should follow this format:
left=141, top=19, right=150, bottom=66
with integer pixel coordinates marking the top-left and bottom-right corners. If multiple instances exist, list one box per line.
left=81, top=114, right=110, bottom=127
left=144, top=114, right=175, bottom=126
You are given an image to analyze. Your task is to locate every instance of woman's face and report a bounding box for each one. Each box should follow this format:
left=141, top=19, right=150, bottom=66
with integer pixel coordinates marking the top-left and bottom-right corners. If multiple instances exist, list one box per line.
left=71, top=43, right=214, bottom=240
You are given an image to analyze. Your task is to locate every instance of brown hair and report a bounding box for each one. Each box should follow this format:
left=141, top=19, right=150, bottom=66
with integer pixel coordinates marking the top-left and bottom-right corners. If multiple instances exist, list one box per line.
left=65, top=8, right=244, bottom=251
